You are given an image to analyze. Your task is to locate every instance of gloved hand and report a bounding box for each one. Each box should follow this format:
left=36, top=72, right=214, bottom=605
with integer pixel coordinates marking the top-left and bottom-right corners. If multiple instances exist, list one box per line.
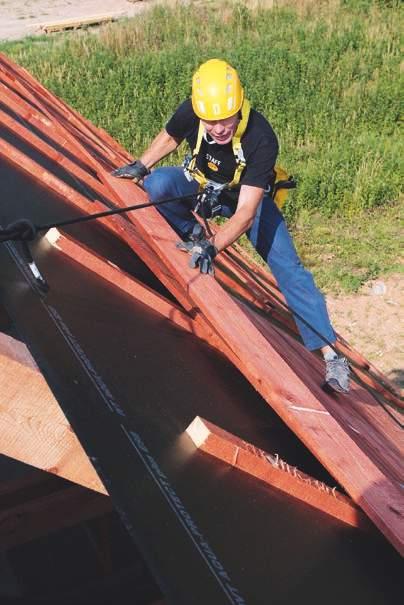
left=111, top=160, right=150, bottom=183
left=176, top=224, right=218, bottom=275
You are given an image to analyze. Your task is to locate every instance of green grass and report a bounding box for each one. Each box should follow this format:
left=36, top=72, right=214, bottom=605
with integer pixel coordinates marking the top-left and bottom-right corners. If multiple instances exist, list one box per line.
left=235, top=197, right=403, bottom=294
left=293, top=200, right=403, bottom=293
left=1, top=0, right=402, bottom=292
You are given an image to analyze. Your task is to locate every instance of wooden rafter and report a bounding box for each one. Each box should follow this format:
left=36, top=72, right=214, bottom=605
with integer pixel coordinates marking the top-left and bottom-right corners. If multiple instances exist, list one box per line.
left=0, top=331, right=106, bottom=494
left=186, top=416, right=368, bottom=530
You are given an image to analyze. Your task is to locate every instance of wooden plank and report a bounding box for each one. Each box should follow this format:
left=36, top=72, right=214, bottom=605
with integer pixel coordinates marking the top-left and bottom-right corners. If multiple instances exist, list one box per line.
left=0, top=53, right=130, bottom=166
left=41, top=15, right=115, bottom=34
left=46, top=228, right=208, bottom=341
left=0, top=77, right=98, bottom=173
left=186, top=416, right=367, bottom=529
left=227, top=243, right=403, bottom=403
left=0, top=70, right=126, bottom=206
left=0, top=332, right=106, bottom=494
left=0, top=137, right=102, bottom=212
left=240, top=301, right=404, bottom=485
left=0, top=138, right=202, bottom=325
left=0, top=105, right=110, bottom=203
left=105, top=174, right=404, bottom=555
left=0, top=134, right=236, bottom=363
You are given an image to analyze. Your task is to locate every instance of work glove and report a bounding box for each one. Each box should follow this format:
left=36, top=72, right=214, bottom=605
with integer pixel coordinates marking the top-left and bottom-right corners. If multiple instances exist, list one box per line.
left=111, top=160, right=150, bottom=183
left=176, top=224, right=218, bottom=276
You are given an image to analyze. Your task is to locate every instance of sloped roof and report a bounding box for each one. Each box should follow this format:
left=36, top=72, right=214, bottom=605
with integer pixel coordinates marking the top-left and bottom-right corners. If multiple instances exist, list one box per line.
left=0, top=51, right=402, bottom=564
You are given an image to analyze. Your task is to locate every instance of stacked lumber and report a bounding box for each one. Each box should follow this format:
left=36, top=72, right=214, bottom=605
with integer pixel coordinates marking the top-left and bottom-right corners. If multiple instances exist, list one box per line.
left=41, top=15, right=115, bottom=34
left=0, top=52, right=402, bottom=555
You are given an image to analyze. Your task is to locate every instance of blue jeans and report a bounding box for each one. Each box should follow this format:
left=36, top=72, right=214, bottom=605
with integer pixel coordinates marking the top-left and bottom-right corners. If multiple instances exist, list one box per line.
left=144, top=167, right=336, bottom=351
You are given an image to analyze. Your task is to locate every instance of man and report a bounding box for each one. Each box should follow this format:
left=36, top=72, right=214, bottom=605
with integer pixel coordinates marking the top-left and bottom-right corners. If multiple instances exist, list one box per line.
left=112, top=59, right=350, bottom=394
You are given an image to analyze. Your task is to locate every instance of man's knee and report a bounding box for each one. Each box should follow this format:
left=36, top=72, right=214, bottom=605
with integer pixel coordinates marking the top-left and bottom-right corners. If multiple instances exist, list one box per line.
left=270, top=257, right=316, bottom=290
left=144, top=167, right=176, bottom=201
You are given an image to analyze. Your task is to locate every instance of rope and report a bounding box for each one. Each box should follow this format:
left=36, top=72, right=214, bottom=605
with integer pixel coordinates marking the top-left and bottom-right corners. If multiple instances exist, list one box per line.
left=0, top=191, right=201, bottom=295
left=0, top=192, right=201, bottom=244
left=2, top=193, right=400, bottom=417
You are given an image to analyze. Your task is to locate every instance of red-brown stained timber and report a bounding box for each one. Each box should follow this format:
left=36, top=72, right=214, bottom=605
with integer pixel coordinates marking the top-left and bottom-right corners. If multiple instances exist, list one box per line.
left=105, top=175, right=404, bottom=556
left=241, top=308, right=404, bottom=484
left=228, top=242, right=403, bottom=402
left=46, top=228, right=221, bottom=348
left=0, top=131, right=236, bottom=361
left=0, top=137, right=107, bottom=211
left=0, top=332, right=106, bottom=494
left=0, top=135, right=197, bottom=319
left=0, top=72, right=125, bottom=207
left=0, top=130, right=234, bottom=359
left=219, top=252, right=404, bottom=409
left=186, top=416, right=367, bottom=529
left=0, top=76, right=94, bottom=169
left=0, top=53, right=129, bottom=166
left=0, top=105, right=110, bottom=202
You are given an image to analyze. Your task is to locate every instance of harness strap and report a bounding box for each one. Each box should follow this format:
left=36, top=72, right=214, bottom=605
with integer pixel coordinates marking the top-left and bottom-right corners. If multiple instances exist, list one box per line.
left=184, top=100, right=295, bottom=208
left=187, top=98, right=251, bottom=190
left=229, top=98, right=250, bottom=188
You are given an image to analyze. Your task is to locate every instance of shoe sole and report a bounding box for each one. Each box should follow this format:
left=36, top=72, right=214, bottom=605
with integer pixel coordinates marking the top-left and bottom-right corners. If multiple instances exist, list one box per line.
left=323, top=379, right=350, bottom=394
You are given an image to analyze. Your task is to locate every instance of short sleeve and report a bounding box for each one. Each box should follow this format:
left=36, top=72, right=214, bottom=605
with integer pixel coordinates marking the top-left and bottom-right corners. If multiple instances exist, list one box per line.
left=165, top=99, right=198, bottom=142
left=241, top=135, right=279, bottom=190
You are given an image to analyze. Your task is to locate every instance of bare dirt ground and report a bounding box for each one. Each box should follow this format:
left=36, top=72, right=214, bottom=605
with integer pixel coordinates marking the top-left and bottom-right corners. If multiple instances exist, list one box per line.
left=1, top=1, right=402, bottom=390
left=0, top=0, right=160, bottom=41
left=326, top=274, right=403, bottom=390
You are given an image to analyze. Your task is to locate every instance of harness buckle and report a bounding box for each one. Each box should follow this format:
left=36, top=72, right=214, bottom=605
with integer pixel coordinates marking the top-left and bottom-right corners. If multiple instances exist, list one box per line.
left=195, top=184, right=223, bottom=219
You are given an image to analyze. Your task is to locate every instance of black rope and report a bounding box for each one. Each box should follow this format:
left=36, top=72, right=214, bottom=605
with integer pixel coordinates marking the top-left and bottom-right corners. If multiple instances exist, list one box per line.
left=0, top=192, right=202, bottom=244
left=0, top=191, right=201, bottom=295
left=2, top=193, right=401, bottom=414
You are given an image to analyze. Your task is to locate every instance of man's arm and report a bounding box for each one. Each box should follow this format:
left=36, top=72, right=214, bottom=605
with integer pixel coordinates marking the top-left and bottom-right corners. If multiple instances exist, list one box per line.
left=139, top=128, right=182, bottom=170
left=211, top=185, right=264, bottom=253
left=112, top=128, right=181, bottom=180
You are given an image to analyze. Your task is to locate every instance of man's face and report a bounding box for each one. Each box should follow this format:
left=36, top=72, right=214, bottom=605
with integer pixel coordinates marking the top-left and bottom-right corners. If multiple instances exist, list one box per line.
left=201, top=114, right=239, bottom=145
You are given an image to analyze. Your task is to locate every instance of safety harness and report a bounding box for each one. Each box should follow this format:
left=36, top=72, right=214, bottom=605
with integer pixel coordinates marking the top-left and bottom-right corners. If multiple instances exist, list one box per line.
left=185, top=98, right=251, bottom=190
left=184, top=98, right=296, bottom=210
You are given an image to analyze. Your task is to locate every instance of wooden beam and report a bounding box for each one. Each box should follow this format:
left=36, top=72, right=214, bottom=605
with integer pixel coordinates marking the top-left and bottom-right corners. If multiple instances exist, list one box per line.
left=0, top=331, right=106, bottom=494
left=0, top=53, right=130, bottom=166
left=46, top=228, right=230, bottom=354
left=187, top=416, right=367, bottom=529
left=0, top=105, right=110, bottom=203
left=226, top=243, right=403, bottom=405
left=41, top=15, right=115, bottom=34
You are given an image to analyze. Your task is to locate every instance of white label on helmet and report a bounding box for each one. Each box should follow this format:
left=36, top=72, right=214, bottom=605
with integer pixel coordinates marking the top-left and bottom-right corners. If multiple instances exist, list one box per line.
left=212, top=103, right=221, bottom=116
left=198, top=100, right=206, bottom=114
left=227, top=96, right=235, bottom=110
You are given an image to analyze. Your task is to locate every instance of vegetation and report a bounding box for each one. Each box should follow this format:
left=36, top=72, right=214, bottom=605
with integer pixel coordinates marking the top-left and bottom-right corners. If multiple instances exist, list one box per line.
left=1, top=0, right=402, bottom=292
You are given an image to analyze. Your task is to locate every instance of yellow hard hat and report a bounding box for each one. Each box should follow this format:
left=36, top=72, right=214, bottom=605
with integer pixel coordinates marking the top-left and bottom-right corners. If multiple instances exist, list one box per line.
left=192, top=59, right=244, bottom=120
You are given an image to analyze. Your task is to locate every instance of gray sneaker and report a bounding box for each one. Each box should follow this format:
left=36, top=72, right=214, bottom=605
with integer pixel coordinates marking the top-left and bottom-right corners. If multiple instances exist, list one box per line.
left=325, top=356, right=350, bottom=393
